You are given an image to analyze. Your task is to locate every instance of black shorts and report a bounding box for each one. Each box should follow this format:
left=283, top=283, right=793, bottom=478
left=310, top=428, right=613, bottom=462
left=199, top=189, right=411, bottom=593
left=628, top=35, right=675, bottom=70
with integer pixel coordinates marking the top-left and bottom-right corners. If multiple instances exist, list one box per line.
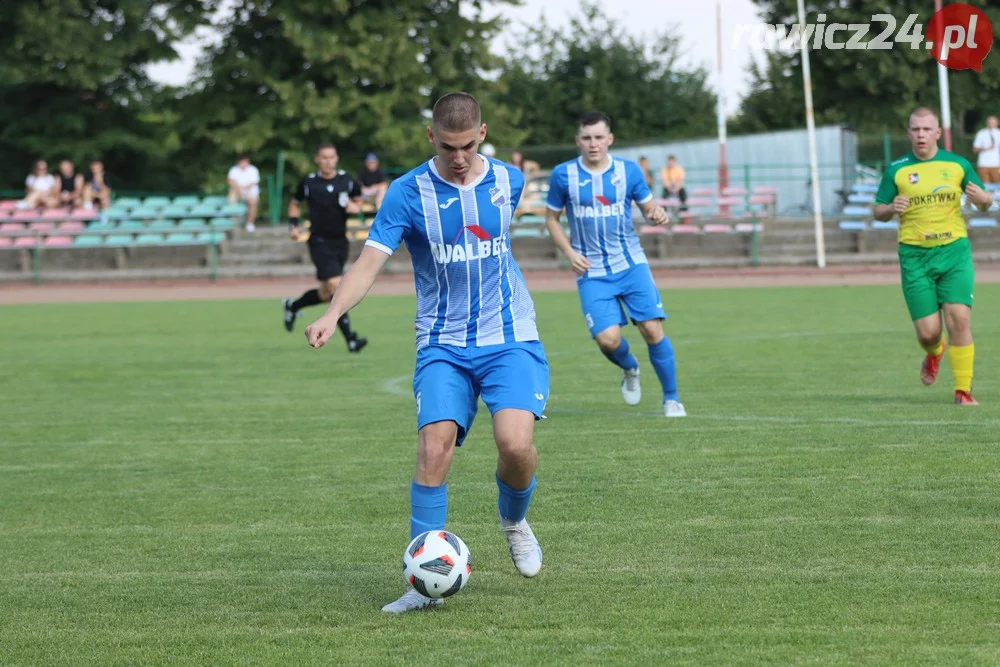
left=308, top=235, right=349, bottom=281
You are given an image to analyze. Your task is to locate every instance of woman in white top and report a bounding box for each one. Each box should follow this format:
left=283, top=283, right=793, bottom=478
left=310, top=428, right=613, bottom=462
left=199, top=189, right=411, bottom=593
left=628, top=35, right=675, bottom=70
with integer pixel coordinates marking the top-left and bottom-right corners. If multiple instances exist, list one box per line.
left=227, top=154, right=260, bottom=231
left=21, top=160, right=58, bottom=209
left=973, top=115, right=1000, bottom=184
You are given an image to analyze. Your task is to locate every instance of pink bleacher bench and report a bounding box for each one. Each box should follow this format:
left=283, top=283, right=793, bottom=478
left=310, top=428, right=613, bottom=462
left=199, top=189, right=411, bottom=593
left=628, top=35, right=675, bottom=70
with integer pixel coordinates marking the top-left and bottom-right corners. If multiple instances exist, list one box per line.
left=654, top=198, right=681, bottom=208
left=43, top=236, right=74, bottom=247
left=703, top=223, right=732, bottom=233
left=671, top=224, right=700, bottom=234
left=734, top=222, right=764, bottom=233
left=716, top=196, right=744, bottom=207
left=752, top=186, right=778, bottom=195
left=685, top=197, right=714, bottom=208
left=722, top=187, right=747, bottom=197
left=0, top=237, right=12, bottom=247
left=641, top=225, right=667, bottom=235
left=1, top=222, right=25, bottom=233
left=691, top=188, right=716, bottom=197
left=56, top=221, right=85, bottom=233
left=0, top=200, right=18, bottom=210
left=12, top=209, right=37, bottom=220
left=749, top=195, right=775, bottom=205
left=28, top=222, right=55, bottom=232
left=14, top=236, right=38, bottom=247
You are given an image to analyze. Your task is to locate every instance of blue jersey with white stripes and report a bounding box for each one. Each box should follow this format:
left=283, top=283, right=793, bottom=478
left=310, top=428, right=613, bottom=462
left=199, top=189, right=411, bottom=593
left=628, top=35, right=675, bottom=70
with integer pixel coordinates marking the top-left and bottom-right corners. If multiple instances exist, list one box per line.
left=366, top=156, right=539, bottom=350
left=546, top=156, right=653, bottom=278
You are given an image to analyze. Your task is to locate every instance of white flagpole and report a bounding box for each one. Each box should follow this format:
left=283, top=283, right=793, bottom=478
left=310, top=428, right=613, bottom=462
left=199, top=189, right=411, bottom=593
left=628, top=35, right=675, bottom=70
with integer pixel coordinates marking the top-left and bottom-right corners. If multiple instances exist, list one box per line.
left=797, top=0, right=826, bottom=268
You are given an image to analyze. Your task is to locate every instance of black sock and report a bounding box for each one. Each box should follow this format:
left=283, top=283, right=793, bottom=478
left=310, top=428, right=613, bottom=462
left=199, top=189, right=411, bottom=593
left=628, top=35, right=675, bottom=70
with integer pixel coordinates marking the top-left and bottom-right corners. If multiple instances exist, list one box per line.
left=291, top=289, right=322, bottom=312
left=338, top=314, right=354, bottom=341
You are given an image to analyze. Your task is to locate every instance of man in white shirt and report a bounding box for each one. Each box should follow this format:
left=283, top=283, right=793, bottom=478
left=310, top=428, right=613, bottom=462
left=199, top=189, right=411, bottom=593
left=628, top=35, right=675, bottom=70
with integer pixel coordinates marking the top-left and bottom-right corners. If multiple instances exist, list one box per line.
left=227, top=154, right=260, bottom=231
left=972, top=115, right=1000, bottom=184
left=20, top=159, right=58, bottom=209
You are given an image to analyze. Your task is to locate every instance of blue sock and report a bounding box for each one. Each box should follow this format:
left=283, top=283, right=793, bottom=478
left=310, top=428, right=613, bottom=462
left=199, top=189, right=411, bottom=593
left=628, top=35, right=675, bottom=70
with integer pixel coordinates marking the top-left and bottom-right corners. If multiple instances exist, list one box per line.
left=602, top=337, right=639, bottom=370
left=497, top=474, right=536, bottom=522
left=410, top=481, right=448, bottom=539
left=648, top=337, right=679, bottom=401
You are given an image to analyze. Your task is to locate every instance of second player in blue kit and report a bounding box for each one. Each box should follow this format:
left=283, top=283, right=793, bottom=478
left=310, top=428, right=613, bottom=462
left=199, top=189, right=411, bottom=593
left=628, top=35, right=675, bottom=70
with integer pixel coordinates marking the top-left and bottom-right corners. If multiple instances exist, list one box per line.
left=545, top=112, right=686, bottom=417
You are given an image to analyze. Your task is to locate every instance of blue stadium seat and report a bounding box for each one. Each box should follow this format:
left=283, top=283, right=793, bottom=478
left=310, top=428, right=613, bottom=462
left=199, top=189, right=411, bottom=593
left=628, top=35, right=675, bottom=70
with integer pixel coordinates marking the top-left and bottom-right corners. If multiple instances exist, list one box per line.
left=197, top=231, right=226, bottom=244
left=969, top=218, right=998, bottom=228
left=178, top=218, right=207, bottom=229
left=872, top=220, right=899, bottom=230
left=838, top=220, right=867, bottom=231
left=135, top=233, right=164, bottom=245
left=159, top=205, right=189, bottom=218
left=847, top=193, right=875, bottom=203
left=210, top=217, right=234, bottom=230
left=149, top=219, right=176, bottom=230
left=104, top=234, right=133, bottom=246
left=129, top=206, right=160, bottom=220
left=189, top=203, right=220, bottom=217
left=219, top=202, right=247, bottom=216
left=200, top=196, right=228, bottom=208
left=112, top=197, right=142, bottom=209
left=73, top=235, right=103, bottom=247
left=842, top=205, right=872, bottom=216
left=142, top=196, right=171, bottom=209
left=166, top=232, right=197, bottom=244
left=851, top=183, right=879, bottom=193
left=118, top=220, right=145, bottom=231
left=171, top=196, right=200, bottom=207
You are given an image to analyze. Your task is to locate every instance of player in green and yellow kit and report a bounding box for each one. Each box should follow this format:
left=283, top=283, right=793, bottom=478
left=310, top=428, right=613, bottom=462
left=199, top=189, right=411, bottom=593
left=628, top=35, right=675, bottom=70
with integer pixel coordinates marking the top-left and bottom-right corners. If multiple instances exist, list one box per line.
left=874, top=107, right=994, bottom=405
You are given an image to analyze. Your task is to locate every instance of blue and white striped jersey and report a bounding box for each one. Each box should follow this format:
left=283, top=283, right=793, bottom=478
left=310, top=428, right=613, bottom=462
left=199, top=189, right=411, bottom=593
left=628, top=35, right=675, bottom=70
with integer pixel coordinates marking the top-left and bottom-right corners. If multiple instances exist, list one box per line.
left=546, top=156, right=653, bottom=278
left=365, top=156, right=539, bottom=350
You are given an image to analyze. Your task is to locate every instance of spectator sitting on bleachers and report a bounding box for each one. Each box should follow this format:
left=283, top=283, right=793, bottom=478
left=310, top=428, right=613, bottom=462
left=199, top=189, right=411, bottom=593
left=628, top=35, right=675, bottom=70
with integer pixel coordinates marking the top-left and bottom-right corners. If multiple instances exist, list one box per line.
left=638, top=156, right=654, bottom=189
left=660, top=155, right=687, bottom=212
left=19, top=159, right=58, bottom=209
left=511, top=150, right=540, bottom=180
left=357, top=152, right=388, bottom=210
left=83, top=159, right=112, bottom=210
left=56, top=159, right=85, bottom=209
left=227, top=153, right=260, bottom=232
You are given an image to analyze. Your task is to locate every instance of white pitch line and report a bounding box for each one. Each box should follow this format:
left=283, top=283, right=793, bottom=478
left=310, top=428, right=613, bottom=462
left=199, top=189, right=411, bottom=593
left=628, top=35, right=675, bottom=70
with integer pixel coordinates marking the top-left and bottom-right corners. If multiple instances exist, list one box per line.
left=380, top=374, right=412, bottom=398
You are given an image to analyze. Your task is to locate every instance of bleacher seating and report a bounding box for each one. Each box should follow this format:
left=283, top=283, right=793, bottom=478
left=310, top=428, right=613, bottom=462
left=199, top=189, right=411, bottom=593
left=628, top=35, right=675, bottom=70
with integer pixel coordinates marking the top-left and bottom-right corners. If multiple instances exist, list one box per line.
left=0, top=194, right=247, bottom=249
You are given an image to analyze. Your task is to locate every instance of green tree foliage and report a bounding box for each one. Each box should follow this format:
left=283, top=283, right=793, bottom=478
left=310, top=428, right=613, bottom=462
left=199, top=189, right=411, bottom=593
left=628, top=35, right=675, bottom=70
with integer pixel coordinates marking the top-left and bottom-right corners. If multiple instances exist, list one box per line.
left=175, top=0, right=523, bottom=195
left=0, top=0, right=213, bottom=190
left=497, top=1, right=717, bottom=151
left=733, top=0, right=1000, bottom=142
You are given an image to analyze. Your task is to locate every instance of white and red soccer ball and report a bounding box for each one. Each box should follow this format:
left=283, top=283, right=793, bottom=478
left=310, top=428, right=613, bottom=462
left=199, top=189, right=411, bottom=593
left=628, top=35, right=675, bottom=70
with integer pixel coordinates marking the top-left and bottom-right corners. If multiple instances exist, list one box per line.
left=403, top=530, right=472, bottom=599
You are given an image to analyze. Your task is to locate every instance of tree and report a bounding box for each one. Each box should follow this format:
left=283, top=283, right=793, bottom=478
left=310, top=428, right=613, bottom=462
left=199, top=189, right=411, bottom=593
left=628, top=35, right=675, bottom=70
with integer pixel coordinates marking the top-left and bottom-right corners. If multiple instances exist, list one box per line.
left=733, top=0, right=1000, bottom=143
left=175, top=0, right=523, bottom=196
left=0, top=0, right=214, bottom=190
left=497, top=2, right=717, bottom=152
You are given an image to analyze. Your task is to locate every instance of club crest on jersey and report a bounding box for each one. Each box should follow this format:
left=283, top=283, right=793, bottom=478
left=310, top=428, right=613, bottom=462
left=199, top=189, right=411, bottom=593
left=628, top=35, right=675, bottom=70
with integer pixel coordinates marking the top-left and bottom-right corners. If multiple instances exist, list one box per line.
left=327, top=184, right=334, bottom=192
left=909, top=173, right=919, bottom=184
left=489, top=186, right=506, bottom=208
left=610, top=173, right=622, bottom=187
left=338, top=191, right=349, bottom=207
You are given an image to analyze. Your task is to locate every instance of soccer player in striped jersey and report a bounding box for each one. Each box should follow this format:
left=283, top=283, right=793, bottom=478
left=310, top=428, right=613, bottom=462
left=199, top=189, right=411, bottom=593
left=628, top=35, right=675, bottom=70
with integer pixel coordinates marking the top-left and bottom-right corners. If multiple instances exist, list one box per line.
left=545, top=112, right=686, bottom=417
left=305, top=92, right=548, bottom=614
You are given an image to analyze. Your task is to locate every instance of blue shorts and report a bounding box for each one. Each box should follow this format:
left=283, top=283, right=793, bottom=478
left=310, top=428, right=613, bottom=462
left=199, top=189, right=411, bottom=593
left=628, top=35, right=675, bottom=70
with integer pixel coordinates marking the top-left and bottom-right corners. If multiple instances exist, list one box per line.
left=412, top=341, right=549, bottom=446
left=577, top=264, right=667, bottom=337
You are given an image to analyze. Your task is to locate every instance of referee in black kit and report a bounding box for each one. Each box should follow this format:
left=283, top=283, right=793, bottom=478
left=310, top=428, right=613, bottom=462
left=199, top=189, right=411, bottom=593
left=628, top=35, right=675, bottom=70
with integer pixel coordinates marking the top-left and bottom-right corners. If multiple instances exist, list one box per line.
left=282, top=143, right=367, bottom=353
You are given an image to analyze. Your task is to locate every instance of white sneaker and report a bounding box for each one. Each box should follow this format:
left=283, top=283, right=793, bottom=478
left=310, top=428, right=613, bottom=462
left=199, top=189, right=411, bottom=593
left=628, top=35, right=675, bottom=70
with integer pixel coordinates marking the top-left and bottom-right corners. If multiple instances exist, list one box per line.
left=664, top=399, right=687, bottom=418
left=381, top=588, right=442, bottom=614
left=501, top=517, right=543, bottom=577
left=245, top=222, right=256, bottom=232
left=621, top=367, right=641, bottom=405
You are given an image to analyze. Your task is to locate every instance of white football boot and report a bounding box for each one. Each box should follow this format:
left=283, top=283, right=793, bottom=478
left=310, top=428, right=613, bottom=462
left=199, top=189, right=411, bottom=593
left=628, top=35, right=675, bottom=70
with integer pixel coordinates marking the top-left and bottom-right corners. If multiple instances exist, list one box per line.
left=664, top=399, right=687, bottom=418
left=621, top=367, right=641, bottom=406
left=501, top=517, right=543, bottom=577
left=381, top=588, right=442, bottom=614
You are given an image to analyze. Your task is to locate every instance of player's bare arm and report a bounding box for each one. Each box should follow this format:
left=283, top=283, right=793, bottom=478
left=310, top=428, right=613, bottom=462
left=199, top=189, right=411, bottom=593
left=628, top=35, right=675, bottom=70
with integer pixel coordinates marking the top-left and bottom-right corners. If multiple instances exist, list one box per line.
left=544, top=208, right=591, bottom=276
left=874, top=197, right=909, bottom=221
left=638, top=199, right=669, bottom=225
left=305, top=245, right=390, bottom=348
left=965, top=182, right=993, bottom=211
left=288, top=199, right=302, bottom=238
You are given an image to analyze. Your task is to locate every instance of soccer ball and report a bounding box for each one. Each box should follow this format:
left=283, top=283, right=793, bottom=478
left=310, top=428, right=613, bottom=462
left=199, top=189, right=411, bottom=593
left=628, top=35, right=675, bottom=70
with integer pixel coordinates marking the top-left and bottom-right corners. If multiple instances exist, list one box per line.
left=403, top=530, right=471, bottom=599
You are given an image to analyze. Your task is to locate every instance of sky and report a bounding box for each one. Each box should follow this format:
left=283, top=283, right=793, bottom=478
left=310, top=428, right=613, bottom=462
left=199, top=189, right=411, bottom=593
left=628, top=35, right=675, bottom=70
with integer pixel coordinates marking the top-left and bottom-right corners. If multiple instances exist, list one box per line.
left=146, top=0, right=764, bottom=115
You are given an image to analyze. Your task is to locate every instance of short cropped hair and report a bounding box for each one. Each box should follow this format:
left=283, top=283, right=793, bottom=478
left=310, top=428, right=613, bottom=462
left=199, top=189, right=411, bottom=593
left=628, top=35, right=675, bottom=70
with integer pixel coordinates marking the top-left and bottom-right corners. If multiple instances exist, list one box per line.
left=432, top=92, right=482, bottom=132
left=909, top=107, right=940, bottom=126
left=578, top=111, right=612, bottom=132
left=315, top=142, right=337, bottom=154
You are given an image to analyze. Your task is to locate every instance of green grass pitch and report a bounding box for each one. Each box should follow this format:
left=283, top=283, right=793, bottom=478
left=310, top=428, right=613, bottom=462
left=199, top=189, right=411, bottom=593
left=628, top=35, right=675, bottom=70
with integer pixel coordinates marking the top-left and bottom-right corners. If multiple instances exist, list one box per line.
left=2, top=284, right=1000, bottom=665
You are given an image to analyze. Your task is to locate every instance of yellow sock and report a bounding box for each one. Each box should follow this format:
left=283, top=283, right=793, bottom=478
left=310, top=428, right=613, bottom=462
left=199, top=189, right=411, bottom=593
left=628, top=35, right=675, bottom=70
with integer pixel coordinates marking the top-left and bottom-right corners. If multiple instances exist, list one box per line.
left=921, top=338, right=945, bottom=357
left=948, top=344, right=975, bottom=393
